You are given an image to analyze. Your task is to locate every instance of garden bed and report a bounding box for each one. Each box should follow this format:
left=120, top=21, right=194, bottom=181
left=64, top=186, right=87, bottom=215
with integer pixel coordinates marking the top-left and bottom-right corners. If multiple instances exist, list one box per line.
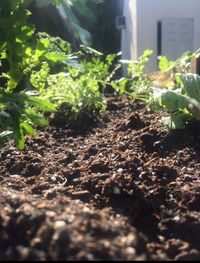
left=1, top=95, right=200, bottom=260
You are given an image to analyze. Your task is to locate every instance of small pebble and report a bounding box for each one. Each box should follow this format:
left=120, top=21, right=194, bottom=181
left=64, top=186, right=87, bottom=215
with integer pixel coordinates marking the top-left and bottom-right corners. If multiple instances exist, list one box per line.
left=51, top=176, right=57, bottom=182
left=54, top=221, right=67, bottom=230
left=117, top=168, right=123, bottom=174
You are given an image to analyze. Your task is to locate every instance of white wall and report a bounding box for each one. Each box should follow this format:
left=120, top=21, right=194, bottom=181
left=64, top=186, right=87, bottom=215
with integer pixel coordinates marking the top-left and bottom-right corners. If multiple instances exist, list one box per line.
left=122, top=0, right=200, bottom=72
left=121, top=0, right=137, bottom=61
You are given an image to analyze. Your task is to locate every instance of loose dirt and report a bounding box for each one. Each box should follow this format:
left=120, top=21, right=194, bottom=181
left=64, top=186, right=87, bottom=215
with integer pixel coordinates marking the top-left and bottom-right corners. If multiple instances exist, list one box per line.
left=1, top=96, right=200, bottom=260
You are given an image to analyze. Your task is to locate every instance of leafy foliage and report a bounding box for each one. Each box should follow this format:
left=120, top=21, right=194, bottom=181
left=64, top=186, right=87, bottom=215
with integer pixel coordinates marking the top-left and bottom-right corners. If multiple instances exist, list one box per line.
left=29, top=45, right=120, bottom=124
left=84, top=0, right=121, bottom=54
left=114, top=50, right=153, bottom=99
left=0, top=0, right=106, bottom=149
left=147, top=49, right=200, bottom=128
left=117, top=47, right=200, bottom=129
left=34, top=0, right=103, bottom=46
left=3, top=0, right=200, bottom=151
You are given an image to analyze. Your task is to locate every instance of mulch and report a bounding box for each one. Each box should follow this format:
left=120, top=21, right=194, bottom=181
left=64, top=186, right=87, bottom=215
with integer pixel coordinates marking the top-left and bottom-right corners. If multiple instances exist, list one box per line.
left=1, top=95, right=200, bottom=260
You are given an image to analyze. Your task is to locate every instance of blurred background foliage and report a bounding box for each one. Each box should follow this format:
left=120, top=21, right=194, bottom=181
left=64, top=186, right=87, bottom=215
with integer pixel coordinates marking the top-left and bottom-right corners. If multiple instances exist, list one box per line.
left=81, top=0, right=123, bottom=54
left=29, top=0, right=123, bottom=53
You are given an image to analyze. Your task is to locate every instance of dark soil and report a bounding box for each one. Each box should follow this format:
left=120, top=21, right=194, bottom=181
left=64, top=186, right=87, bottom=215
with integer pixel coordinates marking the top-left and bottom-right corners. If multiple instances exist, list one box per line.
left=1, top=95, right=200, bottom=260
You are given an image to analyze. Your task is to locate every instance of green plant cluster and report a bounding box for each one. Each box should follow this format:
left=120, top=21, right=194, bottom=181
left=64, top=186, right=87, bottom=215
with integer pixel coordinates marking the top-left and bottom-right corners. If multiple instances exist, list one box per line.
left=30, top=43, right=119, bottom=123
left=148, top=50, right=200, bottom=128
left=112, top=50, right=153, bottom=100
left=120, top=48, right=200, bottom=129
left=0, top=0, right=60, bottom=149
left=0, top=0, right=115, bottom=150
left=1, top=0, right=200, bottom=150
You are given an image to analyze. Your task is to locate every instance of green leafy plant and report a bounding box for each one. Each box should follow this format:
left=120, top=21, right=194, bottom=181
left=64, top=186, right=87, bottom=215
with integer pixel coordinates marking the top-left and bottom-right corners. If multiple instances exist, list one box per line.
left=116, top=48, right=200, bottom=129
left=0, top=0, right=79, bottom=149
left=29, top=44, right=121, bottom=125
left=0, top=90, right=56, bottom=149
left=114, top=50, right=153, bottom=99
left=0, top=0, right=108, bottom=149
left=148, top=49, right=200, bottom=128
left=77, top=46, right=122, bottom=91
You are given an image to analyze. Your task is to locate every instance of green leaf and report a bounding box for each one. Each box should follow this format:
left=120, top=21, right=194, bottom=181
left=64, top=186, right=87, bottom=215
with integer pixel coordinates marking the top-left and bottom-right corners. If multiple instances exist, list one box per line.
left=0, top=90, right=26, bottom=104
left=187, top=97, right=200, bottom=121
left=44, top=52, right=69, bottom=63
left=161, top=111, right=192, bottom=129
left=158, top=56, right=173, bottom=72
left=25, top=109, right=49, bottom=127
left=13, top=125, right=25, bottom=150
left=143, top=49, right=153, bottom=57
left=20, top=122, right=37, bottom=137
left=30, top=63, right=50, bottom=90
left=177, top=74, right=200, bottom=101
left=171, top=112, right=188, bottom=129
left=71, top=1, right=96, bottom=25
left=61, top=0, right=92, bottom=45
left=0, top=130, right=13, bottom=139
left=80, top=45, right=103, bottom=56
left=160, top=90, right=189, bottom=112
left=17, top=24, right=35, bottom=42
left=27, top=97, right=56, bottom=112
